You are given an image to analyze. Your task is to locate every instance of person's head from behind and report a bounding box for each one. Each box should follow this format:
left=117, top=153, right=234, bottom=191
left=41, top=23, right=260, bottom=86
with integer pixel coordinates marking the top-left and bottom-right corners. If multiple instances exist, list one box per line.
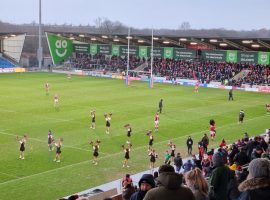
left=158, top=164, right=175, bottom=174
left=247, top=158, right=270, bottom=179
left=185, top=168, right=208, bottom=197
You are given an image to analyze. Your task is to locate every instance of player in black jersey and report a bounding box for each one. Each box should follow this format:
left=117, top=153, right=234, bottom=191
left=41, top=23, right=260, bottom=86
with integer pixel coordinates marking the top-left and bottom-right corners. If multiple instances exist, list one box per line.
left=168, top=140, right=176, bottom=164
left=124, top=124, right=132, bottom=144
left=149, top=149, right=158, bottom=170
left=147, top=130, right=154, bottom=151
left=54, top=138, right=63, bottom=162
left=16, top=135, right=27, bottom=160
left=104, top=113, right=112, bottom=134
left=122, top=143, right=131, bottom=168
left=90, top=140, right=100, bottom=165
left=48, top=130, right=54, bottom=151
left=90, top=110, right=96, bottom=129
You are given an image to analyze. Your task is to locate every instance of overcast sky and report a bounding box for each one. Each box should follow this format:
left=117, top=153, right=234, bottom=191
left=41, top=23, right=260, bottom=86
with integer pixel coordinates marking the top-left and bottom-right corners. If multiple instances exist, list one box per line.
left=0, top=0, right=269, bottom=30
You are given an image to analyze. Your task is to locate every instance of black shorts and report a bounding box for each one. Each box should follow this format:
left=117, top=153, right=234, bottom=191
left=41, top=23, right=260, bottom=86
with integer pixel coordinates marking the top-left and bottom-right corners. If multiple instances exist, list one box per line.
left=92, top=118, right=95, bottom=123
left=125, top=155, right=130, bottom=159
left=106, top=122, right=110, bottom=127
left=93, top=152, right=98, bottom=157
left=150, top=157, right=156, bottom=162
left=149, top=140, right=153, bottom=146
left=56, top=150, right=61, bottom=154
left=20, top=147, right=25, bottom=152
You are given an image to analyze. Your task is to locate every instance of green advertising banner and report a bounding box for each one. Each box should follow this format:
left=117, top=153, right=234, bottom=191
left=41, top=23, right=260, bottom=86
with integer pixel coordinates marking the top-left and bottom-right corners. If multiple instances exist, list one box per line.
left=46, top=34, right=270, bottom=65
left=139, top=46, right=149, bottom=58
left=73, top=43, right=90, bottom=53
left=153, top=47, right=163, bottom=58
left=112, top=45, right=120, bottom=56
left=238, top=52, right=257, bottom=63
left=163, top=47, right=173, bottom=59
left=90, top=44, right=98, bottom=55
left=119, top=46, right=138, bottom=56
left=202, top=50, right=226, bottom=61
left=258, top=52, right=270, bottom=65
left=226, top=50, right=238, bottom=63
left=46, top=33, right=73, bottom=65
left=174, top=49, right=196, bottom=59
left=97, top=45, right=111, bottom=55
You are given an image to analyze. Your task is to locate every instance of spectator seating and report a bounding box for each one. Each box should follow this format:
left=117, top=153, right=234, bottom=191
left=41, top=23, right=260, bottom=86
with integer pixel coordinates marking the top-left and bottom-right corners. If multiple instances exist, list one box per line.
left=0, top=57, right=16, bottom=68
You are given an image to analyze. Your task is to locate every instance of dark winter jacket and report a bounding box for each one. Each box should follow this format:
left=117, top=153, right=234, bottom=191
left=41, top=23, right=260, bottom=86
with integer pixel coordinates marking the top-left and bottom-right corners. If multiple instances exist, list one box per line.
left=238, top=177, right=270, bottom=200
left=130, top=174, right=155, bottom=200
left=143, top=172, right=195, bottom=200
left=209, top=166, right=231, bottom=200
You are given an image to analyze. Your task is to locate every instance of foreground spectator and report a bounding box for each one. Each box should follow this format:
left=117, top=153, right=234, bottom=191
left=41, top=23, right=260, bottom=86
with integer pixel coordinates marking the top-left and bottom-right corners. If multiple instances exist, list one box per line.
left=185, top=168, right=209, bottom=200
left=122, top=180, right=136, bottom=200
left=209, top=152, right=231, bottom=200
left=238, top=158, right=270, bottom=200
left=143, top=164, right=195, bottom=200
left=130, top=174, right=155, bottom=200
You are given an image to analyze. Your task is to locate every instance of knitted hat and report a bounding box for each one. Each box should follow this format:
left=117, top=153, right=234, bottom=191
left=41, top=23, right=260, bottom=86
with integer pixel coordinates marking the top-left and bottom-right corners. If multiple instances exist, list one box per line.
left=248, top=158, right=270, bottom=178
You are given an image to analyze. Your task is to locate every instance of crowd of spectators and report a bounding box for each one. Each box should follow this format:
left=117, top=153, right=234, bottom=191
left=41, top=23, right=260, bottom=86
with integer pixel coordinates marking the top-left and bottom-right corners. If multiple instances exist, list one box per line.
left=63, top=129, right=270, bottom=200
left=70, top=53, right=144, bottom=73
left=70, top=53, right=270, bottom=87
left=126, top=129, right=270, bottom=200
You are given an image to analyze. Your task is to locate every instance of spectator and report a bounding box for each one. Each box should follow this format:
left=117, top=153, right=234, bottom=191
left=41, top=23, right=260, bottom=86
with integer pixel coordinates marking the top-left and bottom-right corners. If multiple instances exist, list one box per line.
left=238, top=158, right=270, bottom=200
left=122, top=181, right=136, bottom=200
left=187, top=136, right=194, bottom=155
left=143, top=164, right=195, bottom=200
left=174, top=152, right=183, bottom=173
left=185, top=168, right=209, bottom=200
left=201, top=134, right=209, bottom=152
left=183, top=159, right=193, bottom=173
left=250, top=146, right=263, bottom=160
left=130, top=174, right=155, bottom=200
left=233, top=147, right=249, bottom=166
left=209, top=152, right=232, bottom=200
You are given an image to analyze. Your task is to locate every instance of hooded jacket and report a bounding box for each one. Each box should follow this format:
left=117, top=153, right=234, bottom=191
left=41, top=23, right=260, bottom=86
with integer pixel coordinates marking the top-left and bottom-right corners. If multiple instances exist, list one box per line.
left=143, top=172, right=195, bottom=200
left=130, top=174, right=155, bottom=200
left=238, top=177, right=270, bottom=200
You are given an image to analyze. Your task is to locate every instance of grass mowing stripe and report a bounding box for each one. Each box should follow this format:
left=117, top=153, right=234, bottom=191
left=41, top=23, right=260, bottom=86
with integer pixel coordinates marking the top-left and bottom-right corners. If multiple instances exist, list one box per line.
left=0, top=114, right=267, bottom=186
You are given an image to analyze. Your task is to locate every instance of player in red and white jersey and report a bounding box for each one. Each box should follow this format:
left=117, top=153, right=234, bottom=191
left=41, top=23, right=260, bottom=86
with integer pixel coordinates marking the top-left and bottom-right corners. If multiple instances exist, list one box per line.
left=194, top=81, right=200, bottom=93
left=54, top=94, right=59, bottom=108
left=45, top=82, right=49, bottom=95
left=209, top=119, right=216, bottom=140
left=154, top=112, right=160, bottom=131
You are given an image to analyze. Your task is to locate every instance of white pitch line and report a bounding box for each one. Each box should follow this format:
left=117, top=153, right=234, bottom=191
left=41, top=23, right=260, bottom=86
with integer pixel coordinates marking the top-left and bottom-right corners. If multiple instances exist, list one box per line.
left=0, top=131, right=106, bottom=154
left=0, top=114, right=268, bottom=186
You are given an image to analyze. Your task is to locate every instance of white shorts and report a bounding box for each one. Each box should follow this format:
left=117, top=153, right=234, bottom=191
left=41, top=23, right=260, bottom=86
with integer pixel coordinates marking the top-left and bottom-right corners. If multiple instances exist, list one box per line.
left=155, top=121, right=159, bottom=126
left=54, top=99, right=59, bottom=103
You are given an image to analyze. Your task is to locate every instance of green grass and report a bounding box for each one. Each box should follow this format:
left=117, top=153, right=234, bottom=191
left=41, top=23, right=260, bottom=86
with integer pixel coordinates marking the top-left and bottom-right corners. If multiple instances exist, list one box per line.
left=0, top=72, right=269, bottom=200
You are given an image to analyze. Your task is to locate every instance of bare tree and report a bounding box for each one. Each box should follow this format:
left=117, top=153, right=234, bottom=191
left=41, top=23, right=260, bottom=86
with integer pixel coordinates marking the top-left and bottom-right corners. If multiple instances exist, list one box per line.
left=179, top=21, right=191, bottom=31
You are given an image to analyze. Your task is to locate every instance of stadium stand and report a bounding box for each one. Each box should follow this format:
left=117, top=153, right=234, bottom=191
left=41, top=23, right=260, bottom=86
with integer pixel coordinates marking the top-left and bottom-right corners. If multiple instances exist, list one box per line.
left=0, top=56, right=16, bottom=68
left=69, top=53, right=270, bottom=87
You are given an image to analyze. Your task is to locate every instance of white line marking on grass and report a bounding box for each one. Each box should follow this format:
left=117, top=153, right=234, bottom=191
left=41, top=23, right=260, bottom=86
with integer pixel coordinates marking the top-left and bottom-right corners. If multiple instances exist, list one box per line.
left=0, top=131, right=106, bottom=154
left=0, top=114, right=267, bottom=186
left=0, top=171, right=20, bottom=179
